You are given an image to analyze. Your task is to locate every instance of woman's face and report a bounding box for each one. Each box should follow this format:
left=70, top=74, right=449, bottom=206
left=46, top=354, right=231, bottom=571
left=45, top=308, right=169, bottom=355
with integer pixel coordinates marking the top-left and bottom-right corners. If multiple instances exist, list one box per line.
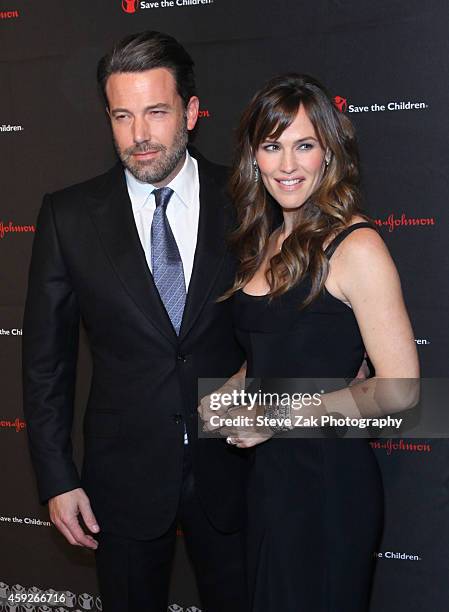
left=255, top=104, right=327, bottom=211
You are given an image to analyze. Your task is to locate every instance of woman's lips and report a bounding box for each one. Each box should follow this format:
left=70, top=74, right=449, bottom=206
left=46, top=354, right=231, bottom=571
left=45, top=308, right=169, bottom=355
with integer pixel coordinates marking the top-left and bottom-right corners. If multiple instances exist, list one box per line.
left=274, top=177, right=305, bottom=191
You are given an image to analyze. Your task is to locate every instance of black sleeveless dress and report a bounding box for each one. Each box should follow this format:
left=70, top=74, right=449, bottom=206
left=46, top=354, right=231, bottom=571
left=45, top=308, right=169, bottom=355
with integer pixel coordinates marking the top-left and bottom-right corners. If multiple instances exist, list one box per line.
left=232, top=223, right=383, bottom=612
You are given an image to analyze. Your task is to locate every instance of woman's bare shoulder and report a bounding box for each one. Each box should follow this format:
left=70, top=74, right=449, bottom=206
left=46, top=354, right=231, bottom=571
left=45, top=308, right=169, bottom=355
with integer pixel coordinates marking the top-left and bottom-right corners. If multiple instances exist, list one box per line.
left=334, top=218, right=392, bottom=275
left=324, top=215, right=379, bottom=253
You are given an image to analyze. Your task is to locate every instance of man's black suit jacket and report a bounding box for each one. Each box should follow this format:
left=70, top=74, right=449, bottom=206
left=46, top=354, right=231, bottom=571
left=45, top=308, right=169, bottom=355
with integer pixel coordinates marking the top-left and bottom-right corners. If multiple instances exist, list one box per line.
left=22, top=150, right=247, bottom=540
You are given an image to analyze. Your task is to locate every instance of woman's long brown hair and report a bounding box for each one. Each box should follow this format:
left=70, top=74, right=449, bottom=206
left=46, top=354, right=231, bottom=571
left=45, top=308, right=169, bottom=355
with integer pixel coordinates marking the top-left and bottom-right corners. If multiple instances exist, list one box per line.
left=222, top=73, right=367, bottom=307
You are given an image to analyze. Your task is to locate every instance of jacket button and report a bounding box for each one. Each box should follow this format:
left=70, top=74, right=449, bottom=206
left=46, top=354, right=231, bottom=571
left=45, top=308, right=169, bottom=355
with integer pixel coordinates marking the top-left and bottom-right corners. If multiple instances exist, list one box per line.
left=177, top=354, right=187, bottom=363
left=173, top=414, right=183, bottom=424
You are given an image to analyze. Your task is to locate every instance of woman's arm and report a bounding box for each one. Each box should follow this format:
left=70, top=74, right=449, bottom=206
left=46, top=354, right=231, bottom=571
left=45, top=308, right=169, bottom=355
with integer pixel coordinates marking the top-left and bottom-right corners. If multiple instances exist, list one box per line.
left=330, top=227, right=419, bottom=378
left=311, top=226, right=419, bottom=418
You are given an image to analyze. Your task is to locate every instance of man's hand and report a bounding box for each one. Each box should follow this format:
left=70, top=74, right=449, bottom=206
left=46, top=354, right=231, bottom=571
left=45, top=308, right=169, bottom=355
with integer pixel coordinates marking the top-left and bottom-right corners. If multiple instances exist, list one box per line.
left=48, top=488, right=100, bottom=549
left=198, top=363, right=247, bottom=432
left=199, top=386, right=238, bottom=432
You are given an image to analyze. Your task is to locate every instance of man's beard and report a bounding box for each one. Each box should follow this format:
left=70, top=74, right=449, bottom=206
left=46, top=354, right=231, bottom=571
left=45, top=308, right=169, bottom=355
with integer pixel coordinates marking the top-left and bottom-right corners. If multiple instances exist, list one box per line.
left=116, top=116, right=188, bottom=184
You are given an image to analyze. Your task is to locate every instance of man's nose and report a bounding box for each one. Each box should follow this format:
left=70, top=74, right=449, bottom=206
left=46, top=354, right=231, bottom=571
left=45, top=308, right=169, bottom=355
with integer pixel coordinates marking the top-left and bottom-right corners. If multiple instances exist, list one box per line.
left=132, top=115, right=150, bottom=144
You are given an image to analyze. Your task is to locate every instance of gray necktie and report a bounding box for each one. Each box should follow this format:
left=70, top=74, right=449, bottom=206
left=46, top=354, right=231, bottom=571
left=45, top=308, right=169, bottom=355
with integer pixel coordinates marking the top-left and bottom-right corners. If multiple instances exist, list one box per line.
left=151, top=187, right=186, bottom=335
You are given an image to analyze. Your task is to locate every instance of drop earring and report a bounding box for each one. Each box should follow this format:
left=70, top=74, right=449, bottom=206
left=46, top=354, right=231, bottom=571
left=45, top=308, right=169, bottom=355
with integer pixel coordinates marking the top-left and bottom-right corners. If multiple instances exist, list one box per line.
left=253, top=160, right=260, bottom=183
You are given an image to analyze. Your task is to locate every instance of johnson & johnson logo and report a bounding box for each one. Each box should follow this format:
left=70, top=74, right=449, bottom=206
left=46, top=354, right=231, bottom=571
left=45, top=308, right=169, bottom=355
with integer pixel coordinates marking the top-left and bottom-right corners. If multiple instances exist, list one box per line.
left=0, top=221, right=35, bottom=239
left=370, top=439, right=432, bottom=456
left=374, top=213, right=435, bottom=233
left=0, top=10, right=19, bottom=20
left=334, top=95, right=428, bottom=113
left=0, top=418, right=26, bottom=433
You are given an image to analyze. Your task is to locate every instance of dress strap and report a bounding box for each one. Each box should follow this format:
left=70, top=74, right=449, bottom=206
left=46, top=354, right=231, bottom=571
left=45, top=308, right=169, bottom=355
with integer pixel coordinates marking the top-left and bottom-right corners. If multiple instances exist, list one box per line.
left=324, top=222, right=377, bottom=260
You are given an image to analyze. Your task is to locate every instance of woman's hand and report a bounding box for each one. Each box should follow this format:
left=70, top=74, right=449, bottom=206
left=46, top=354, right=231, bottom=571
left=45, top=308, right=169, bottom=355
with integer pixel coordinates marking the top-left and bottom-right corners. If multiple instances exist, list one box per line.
left=219, top=404, right=274, bottom=448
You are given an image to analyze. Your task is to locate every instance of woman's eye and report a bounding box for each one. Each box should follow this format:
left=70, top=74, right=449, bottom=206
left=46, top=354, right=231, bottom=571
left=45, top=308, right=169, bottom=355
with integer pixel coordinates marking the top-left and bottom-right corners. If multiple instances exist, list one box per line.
left=262, top=144, right=279, bottom=151
left=299, top=142, right=313, bottom=150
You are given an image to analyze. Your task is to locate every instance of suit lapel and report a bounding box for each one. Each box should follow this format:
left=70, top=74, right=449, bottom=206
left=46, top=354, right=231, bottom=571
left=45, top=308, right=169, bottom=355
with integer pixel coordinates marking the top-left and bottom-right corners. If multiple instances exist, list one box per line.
left=88, top=163, right=178, bottom=346
left=179, top=153, right=228, bottom=341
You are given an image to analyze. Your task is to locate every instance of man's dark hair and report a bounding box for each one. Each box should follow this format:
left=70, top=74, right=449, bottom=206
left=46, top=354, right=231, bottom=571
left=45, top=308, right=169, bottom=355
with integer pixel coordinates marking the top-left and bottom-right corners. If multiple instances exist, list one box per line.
left=97, top=30, right=197, bottom=107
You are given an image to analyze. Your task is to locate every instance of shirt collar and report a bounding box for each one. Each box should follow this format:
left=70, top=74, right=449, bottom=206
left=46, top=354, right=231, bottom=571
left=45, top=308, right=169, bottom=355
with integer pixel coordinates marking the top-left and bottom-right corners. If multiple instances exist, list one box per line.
left=125, top=151, right=197, bottom=212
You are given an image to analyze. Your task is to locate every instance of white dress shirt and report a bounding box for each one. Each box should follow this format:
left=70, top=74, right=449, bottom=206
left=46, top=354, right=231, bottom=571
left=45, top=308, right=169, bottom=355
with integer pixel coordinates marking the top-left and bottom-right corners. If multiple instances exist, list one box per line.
left=125, top=151, right=200, bottom=289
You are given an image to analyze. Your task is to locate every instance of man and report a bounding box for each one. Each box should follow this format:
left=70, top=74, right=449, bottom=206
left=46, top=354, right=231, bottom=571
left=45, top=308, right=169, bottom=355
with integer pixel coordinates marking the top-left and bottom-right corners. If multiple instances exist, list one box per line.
left=22, top=31, right=247, bottom=612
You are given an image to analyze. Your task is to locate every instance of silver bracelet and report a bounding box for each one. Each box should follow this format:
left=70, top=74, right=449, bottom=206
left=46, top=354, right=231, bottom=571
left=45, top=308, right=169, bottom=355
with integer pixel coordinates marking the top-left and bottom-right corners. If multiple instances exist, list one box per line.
left=264, top=401, right=292, bottom=433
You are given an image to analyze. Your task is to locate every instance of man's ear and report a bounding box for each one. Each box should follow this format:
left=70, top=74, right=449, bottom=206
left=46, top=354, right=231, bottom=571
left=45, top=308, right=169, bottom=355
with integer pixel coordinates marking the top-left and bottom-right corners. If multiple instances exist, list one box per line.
left=186, top=96, right=200, bottom=131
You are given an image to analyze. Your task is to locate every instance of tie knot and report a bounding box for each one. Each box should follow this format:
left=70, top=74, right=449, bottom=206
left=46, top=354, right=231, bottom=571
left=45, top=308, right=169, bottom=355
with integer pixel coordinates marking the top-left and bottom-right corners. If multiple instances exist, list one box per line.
left=153, top=187, right=174, bottom=210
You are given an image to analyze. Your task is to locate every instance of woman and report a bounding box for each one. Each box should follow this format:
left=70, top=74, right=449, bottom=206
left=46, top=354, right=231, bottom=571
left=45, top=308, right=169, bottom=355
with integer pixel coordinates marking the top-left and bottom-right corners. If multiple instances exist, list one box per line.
left=220, top=74, right=419, bottom=611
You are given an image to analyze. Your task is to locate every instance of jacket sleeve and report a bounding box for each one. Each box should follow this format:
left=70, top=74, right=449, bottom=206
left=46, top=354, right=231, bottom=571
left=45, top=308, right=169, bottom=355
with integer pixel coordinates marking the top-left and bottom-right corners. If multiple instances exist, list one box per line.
left=22, top=193, right=81, bottom=503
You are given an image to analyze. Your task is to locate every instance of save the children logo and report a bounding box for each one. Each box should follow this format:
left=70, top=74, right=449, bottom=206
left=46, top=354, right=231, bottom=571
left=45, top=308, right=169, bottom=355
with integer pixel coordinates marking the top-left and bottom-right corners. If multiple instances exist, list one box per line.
left=0, top=328, right=22, bottom=336
left=0, top=123, right=24, bottom=133
left=334, top=96, right=347, bottom=112
left=334, top=94, right=428, bottom=113
left=122, top=0, right=214, bottom=11
left=121, top=0, right=138, bottom=12
left=374, top=550, right=422, bottom=561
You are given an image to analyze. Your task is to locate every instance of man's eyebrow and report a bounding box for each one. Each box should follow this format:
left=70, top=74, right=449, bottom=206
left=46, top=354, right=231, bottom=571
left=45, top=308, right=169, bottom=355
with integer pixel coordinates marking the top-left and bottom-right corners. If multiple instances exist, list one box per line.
left=110, top=103, right=172, bottom=114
